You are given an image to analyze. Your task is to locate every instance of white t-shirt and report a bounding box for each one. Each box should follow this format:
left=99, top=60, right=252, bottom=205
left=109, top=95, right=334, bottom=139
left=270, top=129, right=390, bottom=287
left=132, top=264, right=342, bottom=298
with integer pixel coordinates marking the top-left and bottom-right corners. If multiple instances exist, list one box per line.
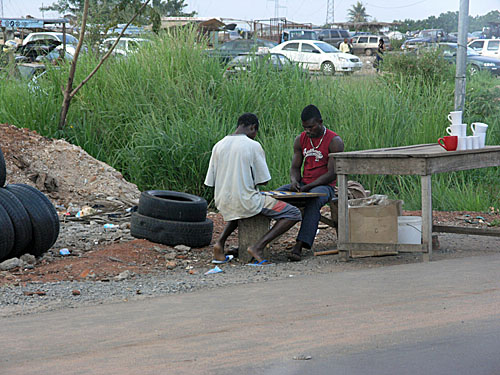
left=204, top=134, right=271, bottom=221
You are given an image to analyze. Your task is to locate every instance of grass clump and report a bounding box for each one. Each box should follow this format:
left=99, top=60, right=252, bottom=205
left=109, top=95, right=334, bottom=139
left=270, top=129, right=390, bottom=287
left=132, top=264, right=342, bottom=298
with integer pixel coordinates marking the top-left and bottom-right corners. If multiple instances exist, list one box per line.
left=0, top=28, right=498, bottom=211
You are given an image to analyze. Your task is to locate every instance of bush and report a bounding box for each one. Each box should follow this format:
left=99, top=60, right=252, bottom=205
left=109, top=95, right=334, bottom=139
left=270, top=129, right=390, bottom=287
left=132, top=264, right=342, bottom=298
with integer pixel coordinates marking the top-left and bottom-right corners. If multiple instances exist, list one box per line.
left=381, top=50, right=455, bottom=85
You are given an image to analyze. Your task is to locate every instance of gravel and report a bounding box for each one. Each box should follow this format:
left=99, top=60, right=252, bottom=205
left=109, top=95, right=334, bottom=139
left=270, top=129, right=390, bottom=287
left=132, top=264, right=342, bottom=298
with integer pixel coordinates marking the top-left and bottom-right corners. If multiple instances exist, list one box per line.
left=1, top=216, right=499, bottom=318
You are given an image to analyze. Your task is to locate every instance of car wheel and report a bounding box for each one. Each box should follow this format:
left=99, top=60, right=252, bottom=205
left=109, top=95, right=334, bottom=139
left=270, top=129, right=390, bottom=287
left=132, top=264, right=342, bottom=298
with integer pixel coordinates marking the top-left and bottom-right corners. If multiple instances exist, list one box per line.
left=365, top=48, right=373, bottom=56
left=321, top=61, right=335, bottom=75
left=0, top=146, right=5, bottom=187
left=131, top=213, right=213, bottom=248
left=5, top=184, right=60, bottom=257
left=138, top=190, right=207, bottom=222
left=468, top=64, right=480, bottom=75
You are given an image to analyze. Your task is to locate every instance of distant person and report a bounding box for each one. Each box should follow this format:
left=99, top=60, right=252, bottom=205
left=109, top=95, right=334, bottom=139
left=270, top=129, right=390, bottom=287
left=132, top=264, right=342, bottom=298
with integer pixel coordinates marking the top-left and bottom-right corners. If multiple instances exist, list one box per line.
left=205, top=113, right=301, bottom=265
left=277, top=105, right=344, bottom=262
left=375, top=38, right=385, bottom=72
left=339, top=38, right=352, bottom=54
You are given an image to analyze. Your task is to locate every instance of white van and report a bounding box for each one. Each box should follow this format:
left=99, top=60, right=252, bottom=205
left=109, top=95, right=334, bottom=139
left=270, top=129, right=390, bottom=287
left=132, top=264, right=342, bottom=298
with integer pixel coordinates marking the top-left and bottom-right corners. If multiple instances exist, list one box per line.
left=467, top=39, right=500, bottom=59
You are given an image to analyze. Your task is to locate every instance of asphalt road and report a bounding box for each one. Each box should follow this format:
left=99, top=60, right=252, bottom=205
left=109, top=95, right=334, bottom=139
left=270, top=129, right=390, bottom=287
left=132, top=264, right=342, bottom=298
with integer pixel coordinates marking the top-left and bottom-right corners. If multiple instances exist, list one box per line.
left=2, top=254, right=500, bottom=375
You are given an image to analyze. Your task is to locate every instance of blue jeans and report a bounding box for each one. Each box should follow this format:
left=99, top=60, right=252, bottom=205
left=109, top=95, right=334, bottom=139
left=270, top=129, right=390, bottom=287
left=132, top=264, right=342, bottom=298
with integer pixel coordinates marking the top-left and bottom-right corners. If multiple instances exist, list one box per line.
left=277, top=183, right=336, bottom=248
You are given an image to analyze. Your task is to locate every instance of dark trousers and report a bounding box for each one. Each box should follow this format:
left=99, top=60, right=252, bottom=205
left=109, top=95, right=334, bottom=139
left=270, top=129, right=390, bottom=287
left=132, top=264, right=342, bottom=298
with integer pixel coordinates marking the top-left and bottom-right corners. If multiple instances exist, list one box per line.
left=277, top=183, right=335, bottom=248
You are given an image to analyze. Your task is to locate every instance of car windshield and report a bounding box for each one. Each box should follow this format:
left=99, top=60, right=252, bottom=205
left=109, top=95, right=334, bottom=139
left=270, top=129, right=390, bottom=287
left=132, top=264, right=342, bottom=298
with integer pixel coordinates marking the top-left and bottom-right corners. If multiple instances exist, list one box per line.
left=314, top=42, right=339, bottom=53
left=54, top=33, right=78, bottom=44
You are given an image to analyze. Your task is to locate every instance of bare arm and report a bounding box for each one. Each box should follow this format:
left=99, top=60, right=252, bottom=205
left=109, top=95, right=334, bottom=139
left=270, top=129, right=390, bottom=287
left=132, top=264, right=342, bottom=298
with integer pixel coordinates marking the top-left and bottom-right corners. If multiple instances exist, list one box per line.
left=290, top=135, right=304, bottom=191
left=300, top=136, right=344, bottom=192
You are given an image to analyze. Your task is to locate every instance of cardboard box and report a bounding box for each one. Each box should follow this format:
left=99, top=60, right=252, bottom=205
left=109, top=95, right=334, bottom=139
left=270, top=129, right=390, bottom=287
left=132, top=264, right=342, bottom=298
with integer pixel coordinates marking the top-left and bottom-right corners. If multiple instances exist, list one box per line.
left=349, top=199, right=402, bottom=257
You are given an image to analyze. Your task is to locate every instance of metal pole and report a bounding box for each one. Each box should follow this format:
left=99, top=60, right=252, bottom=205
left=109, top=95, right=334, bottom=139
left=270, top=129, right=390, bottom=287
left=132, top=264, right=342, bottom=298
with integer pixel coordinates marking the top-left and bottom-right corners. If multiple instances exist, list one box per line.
left=454, top=0, right=469, bottom=111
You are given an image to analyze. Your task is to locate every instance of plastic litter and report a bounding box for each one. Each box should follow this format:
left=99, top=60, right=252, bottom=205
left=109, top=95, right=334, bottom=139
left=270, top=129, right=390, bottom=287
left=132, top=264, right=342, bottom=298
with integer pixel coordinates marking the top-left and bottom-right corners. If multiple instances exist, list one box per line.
left=59, top=248, right=70, bottom=256
left=103, top=223, right=117, bottom=229
left=204, top=266, right=223, bottom=275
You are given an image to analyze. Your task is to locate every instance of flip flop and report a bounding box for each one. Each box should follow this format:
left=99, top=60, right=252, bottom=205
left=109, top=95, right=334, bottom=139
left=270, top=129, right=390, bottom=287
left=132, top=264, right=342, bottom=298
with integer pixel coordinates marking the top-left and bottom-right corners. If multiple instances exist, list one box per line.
left=247, top=259, right=273, bottom=266
left=211, top=255, right=234, bottom=264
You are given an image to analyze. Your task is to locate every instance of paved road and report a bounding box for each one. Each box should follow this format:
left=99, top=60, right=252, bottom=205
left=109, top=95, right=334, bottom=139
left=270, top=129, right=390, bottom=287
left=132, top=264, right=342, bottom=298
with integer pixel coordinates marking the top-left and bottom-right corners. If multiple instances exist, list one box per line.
left=2, top=254, right=500, bottom=374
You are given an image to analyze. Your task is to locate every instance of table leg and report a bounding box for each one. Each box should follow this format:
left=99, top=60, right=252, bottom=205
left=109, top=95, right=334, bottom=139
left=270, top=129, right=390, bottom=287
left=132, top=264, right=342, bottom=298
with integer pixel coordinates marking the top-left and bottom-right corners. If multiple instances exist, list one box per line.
left=337, top=174, right=349, bottom=261
left=421, top=175, right=432, bottom=261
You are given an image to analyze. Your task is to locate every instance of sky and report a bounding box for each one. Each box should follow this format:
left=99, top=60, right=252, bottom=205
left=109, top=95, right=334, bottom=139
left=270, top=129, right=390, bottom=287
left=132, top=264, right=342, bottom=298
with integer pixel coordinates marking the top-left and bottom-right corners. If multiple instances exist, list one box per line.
left=3, top=0, right=499, bottom=27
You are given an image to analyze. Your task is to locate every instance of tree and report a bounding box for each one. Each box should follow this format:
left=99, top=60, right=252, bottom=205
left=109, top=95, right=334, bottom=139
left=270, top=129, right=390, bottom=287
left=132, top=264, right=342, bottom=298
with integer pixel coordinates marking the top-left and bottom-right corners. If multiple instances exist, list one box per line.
left=347, top=1, right=370, bottom=23
left=58, top=0, right=151, bottom=129
left=152, top=0, right=195, bottom=16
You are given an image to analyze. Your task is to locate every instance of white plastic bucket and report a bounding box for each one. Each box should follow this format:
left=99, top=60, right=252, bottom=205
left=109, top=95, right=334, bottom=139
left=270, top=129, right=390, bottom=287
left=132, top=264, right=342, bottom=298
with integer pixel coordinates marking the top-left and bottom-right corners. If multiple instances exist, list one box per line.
left=398, top=216, right=422, bottom=244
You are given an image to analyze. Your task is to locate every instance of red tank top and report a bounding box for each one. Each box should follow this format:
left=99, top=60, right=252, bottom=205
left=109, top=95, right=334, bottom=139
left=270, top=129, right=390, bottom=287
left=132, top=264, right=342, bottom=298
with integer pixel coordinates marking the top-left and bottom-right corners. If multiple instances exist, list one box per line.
left=300, top=128, right=338, bottom=186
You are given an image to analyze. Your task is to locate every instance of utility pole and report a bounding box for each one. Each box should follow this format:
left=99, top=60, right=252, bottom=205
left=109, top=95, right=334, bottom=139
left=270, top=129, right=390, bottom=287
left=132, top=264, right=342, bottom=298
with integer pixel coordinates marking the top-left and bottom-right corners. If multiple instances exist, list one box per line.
left=454, top=0, right=469, bottom=111
left=326, top=0, right=334, bottom=25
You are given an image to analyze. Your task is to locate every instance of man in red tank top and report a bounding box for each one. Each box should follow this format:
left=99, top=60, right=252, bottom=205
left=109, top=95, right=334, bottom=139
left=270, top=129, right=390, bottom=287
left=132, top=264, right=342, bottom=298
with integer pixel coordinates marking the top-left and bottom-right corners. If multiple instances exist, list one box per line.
left=277, top=105, right=344, bottom=261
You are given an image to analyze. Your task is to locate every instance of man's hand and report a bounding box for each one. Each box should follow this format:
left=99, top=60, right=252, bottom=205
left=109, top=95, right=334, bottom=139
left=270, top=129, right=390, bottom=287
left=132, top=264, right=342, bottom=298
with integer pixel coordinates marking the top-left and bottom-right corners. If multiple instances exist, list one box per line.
left=290, top=181, right=301, bottom=192
left=299, top=184, right=312, bottom=192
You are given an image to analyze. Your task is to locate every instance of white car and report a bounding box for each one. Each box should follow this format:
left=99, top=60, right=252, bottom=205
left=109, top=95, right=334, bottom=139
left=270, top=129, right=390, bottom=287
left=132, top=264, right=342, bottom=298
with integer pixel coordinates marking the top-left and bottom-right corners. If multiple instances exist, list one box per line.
left=270, top=40, right=362, bottom=74
left=101, top=37, right=150, bottom=56
left=22, top=32, right=78, bottom=55
left=467, top=39, right=500, bottom=60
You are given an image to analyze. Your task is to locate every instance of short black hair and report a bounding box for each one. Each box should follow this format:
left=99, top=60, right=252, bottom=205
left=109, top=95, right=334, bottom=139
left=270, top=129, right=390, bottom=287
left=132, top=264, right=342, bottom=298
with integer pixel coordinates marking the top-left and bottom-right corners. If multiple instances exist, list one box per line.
left=301, top=105, right=322, bottom=122
left=237, top=113, right=259, bottom=129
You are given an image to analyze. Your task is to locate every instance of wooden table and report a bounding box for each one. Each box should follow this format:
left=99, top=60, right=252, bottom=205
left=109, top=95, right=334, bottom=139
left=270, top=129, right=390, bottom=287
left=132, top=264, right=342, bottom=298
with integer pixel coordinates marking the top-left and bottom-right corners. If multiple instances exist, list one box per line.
left=332, top=144, right=500, bottom=261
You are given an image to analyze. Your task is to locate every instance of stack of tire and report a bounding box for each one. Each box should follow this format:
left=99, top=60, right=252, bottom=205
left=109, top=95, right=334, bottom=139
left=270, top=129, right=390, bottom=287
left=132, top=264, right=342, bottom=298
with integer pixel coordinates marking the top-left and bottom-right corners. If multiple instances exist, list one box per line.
left=131, top=190, right=213, bottom=248
left=0, top=146, right=60, bottom=262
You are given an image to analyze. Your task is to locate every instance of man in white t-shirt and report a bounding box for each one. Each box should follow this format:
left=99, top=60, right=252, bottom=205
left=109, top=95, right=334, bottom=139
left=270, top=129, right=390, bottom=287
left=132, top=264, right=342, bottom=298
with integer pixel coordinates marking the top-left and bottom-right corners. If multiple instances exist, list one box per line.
left=205, top=113, right=301, bottom=264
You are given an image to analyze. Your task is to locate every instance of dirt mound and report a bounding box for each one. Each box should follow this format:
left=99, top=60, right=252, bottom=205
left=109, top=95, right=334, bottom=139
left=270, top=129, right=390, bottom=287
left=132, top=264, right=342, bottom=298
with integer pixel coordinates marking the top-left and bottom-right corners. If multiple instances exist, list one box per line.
left=0, top=123, right=140, bottom=208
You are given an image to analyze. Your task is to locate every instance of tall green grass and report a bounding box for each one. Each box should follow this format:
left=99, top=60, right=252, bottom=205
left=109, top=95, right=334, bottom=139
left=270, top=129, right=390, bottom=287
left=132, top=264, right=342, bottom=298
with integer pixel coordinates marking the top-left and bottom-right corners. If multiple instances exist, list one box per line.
left=0, top=29, right=498, bottom=211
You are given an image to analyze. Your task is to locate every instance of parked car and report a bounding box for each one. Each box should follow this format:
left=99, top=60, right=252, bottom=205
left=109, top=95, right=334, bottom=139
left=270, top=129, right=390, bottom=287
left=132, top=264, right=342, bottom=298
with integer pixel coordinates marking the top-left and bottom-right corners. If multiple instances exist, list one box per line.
left=270, top=40, right=362, bottom=75
left=420, top=43, right=500, bottom=76
left=15, top=40, right=72, bottom=63
left=315, top=28, right=351, bottom=48
left=100, top=37, right=150, bottom=56
left=223, top=52, right=306, bottom=78
left=281, top=29, right=318, bottom=43
left=206, top=38, right=278, bottom=63
left=351, top=35, right=391, bottom=56
left=22, top=32, right=79, bottom=56
left=467, top=39, right=500, bottom=60
left=402, top=29, right=457, bottom=51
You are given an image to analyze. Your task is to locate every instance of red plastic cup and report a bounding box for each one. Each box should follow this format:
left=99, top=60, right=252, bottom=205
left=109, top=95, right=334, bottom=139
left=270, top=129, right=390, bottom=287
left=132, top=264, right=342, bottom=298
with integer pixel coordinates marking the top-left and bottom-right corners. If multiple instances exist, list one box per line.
left=438, top=135, right=458, bottom=151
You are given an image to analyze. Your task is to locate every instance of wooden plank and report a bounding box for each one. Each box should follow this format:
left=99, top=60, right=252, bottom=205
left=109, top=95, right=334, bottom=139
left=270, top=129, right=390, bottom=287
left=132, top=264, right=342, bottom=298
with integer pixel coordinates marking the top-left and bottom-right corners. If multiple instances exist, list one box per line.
left=339, top=243, right=425, bottom=253
left=433, top=225, right=500, bottom=237
left=426, top=151, right=500, bottom=174
left=335, top=157, right=427, bottom=175
left=421, top=175, right=433, bottom=262
left=334, top=144, right=500, bottom=159
left=262, top=191, right=327, bottom=198
left=238, top=215, right=271, bottom=264
left=337, top=174, right=349, bottom=260
left=314, top=249, right=339, bottom=256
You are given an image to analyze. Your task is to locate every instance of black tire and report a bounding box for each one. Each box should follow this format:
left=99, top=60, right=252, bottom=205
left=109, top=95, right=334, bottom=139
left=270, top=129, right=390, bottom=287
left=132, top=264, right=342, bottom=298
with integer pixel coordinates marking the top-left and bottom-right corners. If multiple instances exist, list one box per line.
left=0, top=146, right=6, bottom=187
left=321, top=61, right=335, bottom=75
left=138, top=190, right=207, bottom=222
left=5, top=184, right=60, bottom=256
left=365, top=48, right=373, bottom=56
left=131, top=213, right=213, bottom=248
left=0, top=203, right=14, bottom=260
left=0, top=188, right=33, bottom=257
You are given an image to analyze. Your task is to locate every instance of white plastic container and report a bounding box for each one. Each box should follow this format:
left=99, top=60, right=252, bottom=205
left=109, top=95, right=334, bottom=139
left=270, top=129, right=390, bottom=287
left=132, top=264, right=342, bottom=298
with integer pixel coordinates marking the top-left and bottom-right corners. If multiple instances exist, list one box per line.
left=398, top=216, right=422, bottom=244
